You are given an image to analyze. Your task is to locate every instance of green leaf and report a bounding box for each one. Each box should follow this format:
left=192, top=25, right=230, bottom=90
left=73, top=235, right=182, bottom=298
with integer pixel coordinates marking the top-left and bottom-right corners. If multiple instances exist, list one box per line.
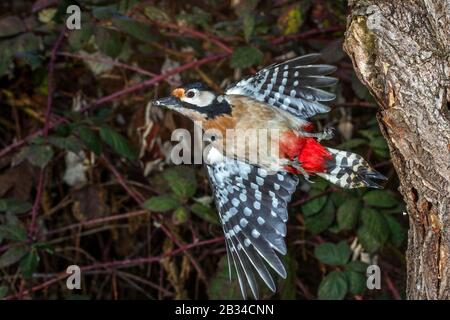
left=358, top=128, right=379, bottom=141
left=370, top=137, right=388, bottom=150
left=163, top=167, right=197, bottom=199
left=0, top=198, right=32, bottom=214
left=10, top=32, right=41, bottom=53
left=96, top=27, right=122, bottom=58
left=14, top=144, right=54, bottom=169
left=172, top=207, right=188, bottom=225
left=92, top=6, right=119, bottom=20
left=384, top=213, right=406, bottom=247
left=230, top=46, right=263, bottom=69
left=345, top=270, right=366, bottom=295
left=77, top=127, right=102, bottom=155
left=0, top=246, right=27, bottom=268
left=337, top=138, right=367, bottom=150
left=190, top=203, right=219, bottom=225
left=0, top=50, right=13, bottom=76
left=19, top=250, right=40, bottom=277
left=242, top=13, right=255, bottom=42
left=314, top=241, right=352, bottom=266
left=337, top=198, right=361, bottom=230
left=330, top=191, right=346, bottom=207
left=363, top=190, right=398, bottom=208
left=365, top=132, right=389, bottom=158
left=0, top=16, right=25, bottom=37
left=17, top=52, right=43, bottom=70
left=318, top=271, right=348, bottom=300
left=0, top=224, right=27, bottom=241
left=176, top=7, right=211, bottom=29
left=357, top=226, right=382, bottom=253
left=277, top=4, right=304, bottom=35
left=99, top=126, right=137, bottom=160
left=143, top=5, right=170, bottom=23
left=361, top=208, right=389, bottom=247
left=346, top=261, right=369, bottom=273
left=0, top=285, right=7, bottom=299
left=312, top=179, right=331, bottom=191
left=280, top=252, right=298, bottom=299
left=208, top=256, right=242, bottom=300
left=48, top=136, right=83, bottom=153
left=143, top=195, right=180, bottom=212
left=304, top=199, right=335, bottom=234
left=68, top=22, right=94, bottom=50
left=372, top=146, right=390, bottom=158
left=92, top=107, right=112, bottom=124
left=112, top=16, right=153, bottom=42
left=301, top=190, right=328, bottom=216
left=33, top=242, right=54, bottom=254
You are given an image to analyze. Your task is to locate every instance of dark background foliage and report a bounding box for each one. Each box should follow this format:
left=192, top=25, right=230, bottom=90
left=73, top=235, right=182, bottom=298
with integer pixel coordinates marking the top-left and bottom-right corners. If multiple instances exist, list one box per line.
left=0, top=0, right=406, bottom=300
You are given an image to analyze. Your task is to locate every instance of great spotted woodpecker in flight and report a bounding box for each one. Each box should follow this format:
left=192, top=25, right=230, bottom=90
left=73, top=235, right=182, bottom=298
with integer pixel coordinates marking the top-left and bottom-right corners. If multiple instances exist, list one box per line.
left=153, top=53, right=386, bottom=299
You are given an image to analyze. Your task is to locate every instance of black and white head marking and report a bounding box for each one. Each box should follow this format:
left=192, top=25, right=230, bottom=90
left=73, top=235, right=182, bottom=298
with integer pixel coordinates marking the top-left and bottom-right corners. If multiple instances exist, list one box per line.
left=180, top=83, right=232, bottom=119
left=181, top=84, right=217, bottom=107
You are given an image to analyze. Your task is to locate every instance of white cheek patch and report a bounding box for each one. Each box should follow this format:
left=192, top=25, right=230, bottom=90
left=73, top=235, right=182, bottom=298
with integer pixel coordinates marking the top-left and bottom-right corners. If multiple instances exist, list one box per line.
left=183, top=91, right=216, bottom=107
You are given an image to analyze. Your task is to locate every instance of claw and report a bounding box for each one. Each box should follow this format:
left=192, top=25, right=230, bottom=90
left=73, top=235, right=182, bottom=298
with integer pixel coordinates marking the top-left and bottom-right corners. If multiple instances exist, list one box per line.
left=289, top=157, right=314, bottom=183
left=298, top=127, right=334, bottom=142
left=317, top=127, right=334, bottom=142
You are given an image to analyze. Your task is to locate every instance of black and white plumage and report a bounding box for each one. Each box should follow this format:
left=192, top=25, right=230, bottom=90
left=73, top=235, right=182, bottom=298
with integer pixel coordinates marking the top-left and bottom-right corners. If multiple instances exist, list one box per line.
left=152, top=53, right=387, bottom=300
left=226, top=54, right=338, bottom=119
left=205, top=148, right=298, bottom=299
left=318, top=148, right=386, bottom=189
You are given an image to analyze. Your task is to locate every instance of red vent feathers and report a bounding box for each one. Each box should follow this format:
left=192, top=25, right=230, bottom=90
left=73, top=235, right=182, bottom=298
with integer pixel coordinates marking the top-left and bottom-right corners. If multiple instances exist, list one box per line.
left=280, top=131, right=332, bottom=173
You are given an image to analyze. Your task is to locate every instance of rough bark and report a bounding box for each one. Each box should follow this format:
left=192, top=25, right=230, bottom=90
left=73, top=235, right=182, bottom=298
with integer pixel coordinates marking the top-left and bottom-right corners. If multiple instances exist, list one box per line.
left=343, top=0, right=450, bottom=299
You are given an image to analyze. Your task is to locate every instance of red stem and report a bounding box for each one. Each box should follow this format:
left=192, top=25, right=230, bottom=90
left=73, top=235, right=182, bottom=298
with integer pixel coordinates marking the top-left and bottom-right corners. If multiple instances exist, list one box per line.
left=155, top=21, right=233, bottom=54
left=28, top=170, right=46, bottom=241
left=270, top=26, right=344, bottom=45
left=385, top=272, right=401, bottom=300
left=44, top=209, right=149, bottom=236
left=0, top=54, right=227, bottom=160
left=4, top=236, right=223, bottom=300
left=101, top=155, right=210, bottom=281
left=57, top=52, right=179, bottom=85
left=28, top=28, right=66, bottom=241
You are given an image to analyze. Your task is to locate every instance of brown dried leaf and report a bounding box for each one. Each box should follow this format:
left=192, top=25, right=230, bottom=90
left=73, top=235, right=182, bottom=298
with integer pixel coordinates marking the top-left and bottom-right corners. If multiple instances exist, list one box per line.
left=0, top=163, right=34, bottom=200
left=71, top=185, right=108, bottom=222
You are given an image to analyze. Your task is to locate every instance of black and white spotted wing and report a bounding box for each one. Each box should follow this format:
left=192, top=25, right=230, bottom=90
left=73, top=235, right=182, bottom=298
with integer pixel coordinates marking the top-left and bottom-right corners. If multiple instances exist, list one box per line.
left=226, top=53, right=337, bottom=119
left=206, top=155, right=298, bottom=299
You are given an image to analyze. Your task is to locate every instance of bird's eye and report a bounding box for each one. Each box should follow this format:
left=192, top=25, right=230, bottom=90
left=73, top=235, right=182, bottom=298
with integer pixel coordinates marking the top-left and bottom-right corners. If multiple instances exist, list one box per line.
left=186, top=90, right=195, bottom=98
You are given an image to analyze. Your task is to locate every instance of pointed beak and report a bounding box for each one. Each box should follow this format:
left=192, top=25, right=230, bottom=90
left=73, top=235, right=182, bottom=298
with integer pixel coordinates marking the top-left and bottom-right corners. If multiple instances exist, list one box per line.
left=152, top=96, right=182, bottom=108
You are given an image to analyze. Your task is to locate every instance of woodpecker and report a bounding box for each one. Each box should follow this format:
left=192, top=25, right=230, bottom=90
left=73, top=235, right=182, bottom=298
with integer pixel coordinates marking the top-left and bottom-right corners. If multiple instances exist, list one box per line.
left=153, top=53, right=386, bottom=299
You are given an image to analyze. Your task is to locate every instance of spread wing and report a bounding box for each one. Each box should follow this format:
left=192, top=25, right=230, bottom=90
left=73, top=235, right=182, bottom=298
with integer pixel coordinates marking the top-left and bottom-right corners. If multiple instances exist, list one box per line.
left=225, top=53, right=337, bottom=119
left=205, top=148, right=298, bottom=299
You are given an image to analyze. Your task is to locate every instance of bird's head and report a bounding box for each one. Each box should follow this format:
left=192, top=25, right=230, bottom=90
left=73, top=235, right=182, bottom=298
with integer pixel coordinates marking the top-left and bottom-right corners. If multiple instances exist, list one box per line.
left=153, top=82, right=231, bottom=120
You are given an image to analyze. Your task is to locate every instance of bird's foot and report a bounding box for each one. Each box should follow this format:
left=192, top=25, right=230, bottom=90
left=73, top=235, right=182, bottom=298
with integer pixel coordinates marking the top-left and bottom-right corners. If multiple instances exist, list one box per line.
left=289, top=157, right=314, bottom=183
left=299, top=127, right=334, bottom=142
left=316, top=127, right=334, bottom=142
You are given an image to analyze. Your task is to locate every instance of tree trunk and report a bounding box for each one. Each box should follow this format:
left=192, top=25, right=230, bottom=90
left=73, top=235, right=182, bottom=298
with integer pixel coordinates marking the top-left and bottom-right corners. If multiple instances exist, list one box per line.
left=343, top=0, right=450, bottom=299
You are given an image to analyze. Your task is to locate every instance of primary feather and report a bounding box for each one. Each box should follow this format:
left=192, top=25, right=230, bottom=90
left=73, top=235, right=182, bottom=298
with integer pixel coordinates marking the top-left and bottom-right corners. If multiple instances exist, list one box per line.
left=206, top=148, right=298, bottom=299
left=225, top=53, right=337, bottom=119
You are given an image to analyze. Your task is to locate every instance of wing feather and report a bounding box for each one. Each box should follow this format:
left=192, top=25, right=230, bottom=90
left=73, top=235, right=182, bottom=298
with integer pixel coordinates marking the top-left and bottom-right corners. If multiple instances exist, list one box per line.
left=226, top=53, right=337, bottom=119
left=206, top=150, right=298, bottom=298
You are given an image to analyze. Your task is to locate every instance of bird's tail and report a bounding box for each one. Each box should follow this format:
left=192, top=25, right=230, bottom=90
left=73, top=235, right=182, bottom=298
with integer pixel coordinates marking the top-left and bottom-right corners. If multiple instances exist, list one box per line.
left=316, top=147, right=387, bottom=189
